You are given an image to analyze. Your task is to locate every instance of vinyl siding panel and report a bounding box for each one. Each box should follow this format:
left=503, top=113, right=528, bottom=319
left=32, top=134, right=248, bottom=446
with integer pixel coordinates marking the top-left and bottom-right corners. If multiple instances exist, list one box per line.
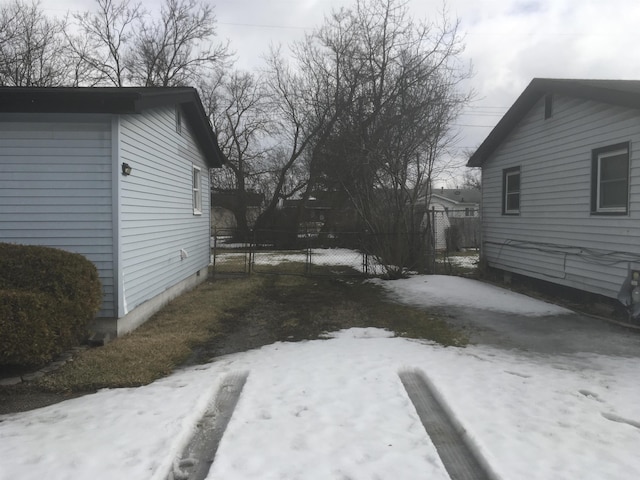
left=481, top=95, right=640, bottom=299
left=0, top=114, right=115, bottom=316
left=119, top=105, right=210, bottom=314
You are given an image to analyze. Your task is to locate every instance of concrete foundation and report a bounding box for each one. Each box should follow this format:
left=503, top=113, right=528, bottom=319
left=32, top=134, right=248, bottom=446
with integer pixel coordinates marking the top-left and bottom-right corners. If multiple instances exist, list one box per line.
left=89, top=267, right=209, bottom=338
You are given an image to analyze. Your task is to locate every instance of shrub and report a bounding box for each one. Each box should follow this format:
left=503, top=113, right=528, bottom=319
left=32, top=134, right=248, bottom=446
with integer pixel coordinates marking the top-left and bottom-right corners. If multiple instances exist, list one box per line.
left=0, top=290, right=58, bottom=367
left=0, top=243, right=102, bottom=368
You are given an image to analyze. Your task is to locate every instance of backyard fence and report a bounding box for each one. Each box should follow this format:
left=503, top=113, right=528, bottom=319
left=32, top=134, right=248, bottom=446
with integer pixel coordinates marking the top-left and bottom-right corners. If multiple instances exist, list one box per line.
left=212, top=212, right=479, bottom=277
left=430, top=208, right=480, bottom=252
left=212, top=228, right=377, bottom=277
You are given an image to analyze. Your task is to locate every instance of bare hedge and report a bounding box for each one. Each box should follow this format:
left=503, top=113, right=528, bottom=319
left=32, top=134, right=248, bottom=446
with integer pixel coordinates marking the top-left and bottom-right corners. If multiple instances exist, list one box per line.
left=0, top=243, right=102, bottom=368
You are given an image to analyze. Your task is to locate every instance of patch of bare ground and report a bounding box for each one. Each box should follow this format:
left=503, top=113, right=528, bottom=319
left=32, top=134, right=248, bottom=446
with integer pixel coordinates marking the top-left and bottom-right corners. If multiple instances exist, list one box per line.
left=1, top=269, right=466, bottom=414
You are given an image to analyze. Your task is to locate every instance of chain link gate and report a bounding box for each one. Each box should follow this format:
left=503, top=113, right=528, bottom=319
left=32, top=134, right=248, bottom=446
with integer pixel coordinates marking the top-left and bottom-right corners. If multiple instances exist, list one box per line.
left=211, top=228, right=252, bottom=275
left=426, top=207, right=480, bottom=274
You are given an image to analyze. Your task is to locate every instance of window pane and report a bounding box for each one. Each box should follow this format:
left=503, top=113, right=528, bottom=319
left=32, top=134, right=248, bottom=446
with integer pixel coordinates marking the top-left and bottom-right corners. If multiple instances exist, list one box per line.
left=600, top=153, right=628, bottom=181
left=597, top=148, right=628, bottom=211
left=503, top=169, right=521, bottom=214
left=193, top=167, right=202, bottom=212
left=600, top=180, right=628, bottom=208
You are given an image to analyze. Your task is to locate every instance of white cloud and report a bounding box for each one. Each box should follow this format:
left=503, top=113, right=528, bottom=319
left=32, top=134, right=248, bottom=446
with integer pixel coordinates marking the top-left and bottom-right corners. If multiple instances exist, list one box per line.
left=38, top=0, right=640, bottom=171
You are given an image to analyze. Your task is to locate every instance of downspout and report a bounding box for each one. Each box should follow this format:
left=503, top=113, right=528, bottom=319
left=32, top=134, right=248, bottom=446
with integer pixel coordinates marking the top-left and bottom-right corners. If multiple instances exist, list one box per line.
left=111, top=116, right=126, bottom=319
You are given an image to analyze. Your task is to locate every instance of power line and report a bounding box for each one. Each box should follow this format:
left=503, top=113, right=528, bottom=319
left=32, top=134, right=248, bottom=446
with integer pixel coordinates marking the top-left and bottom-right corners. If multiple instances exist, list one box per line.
left=458, top=112, right=504, bottom=117
left=464, top=105, right=508, bottom=109
left=219, top=21, right=308, bottom=31
left=452, top=123, right=496, bottom=128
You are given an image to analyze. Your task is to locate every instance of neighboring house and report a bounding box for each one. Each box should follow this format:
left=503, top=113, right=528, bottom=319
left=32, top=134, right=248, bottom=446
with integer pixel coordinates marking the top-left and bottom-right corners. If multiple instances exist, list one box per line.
left=282, top=196, right=333, bottom=232
left=418, top=187, right=481, bottom=250
left=467, top=78, right=640, bottom=306
left=281, top=192, right=360, bottom=233
left=0, top=87, right=225, bottom=337
left=428, top=188, right=480, bottom=217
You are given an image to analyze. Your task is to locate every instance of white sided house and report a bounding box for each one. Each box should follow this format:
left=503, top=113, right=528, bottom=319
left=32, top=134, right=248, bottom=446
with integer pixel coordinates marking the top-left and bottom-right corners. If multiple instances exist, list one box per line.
left=0, top=87, right=225, bottom=337
left=468, top=78, right=640, bottom=310
left=429, top=188, right=480, bottom=217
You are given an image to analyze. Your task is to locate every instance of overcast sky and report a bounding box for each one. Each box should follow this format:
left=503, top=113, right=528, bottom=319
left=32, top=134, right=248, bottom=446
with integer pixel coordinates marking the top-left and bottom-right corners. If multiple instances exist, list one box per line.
left=40, top=0, right=640, bottom=185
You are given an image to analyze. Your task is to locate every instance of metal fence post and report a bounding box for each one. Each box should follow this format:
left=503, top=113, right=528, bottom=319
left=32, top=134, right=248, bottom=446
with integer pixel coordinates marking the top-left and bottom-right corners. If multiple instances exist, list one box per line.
left=305, top=225, right=311, bottom=275
left=249, top=229, right=255, bottom=274
left=212, top=227, right=217, bottom=271
left=431, top=207, right=437, bottom=274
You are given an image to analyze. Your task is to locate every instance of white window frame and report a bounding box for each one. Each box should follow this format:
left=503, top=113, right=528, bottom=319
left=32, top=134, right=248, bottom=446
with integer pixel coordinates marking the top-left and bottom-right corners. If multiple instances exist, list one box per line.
left=503, top=168, right=520, bottom=215
left=595, top=147, right=629, bottom=214
left=192, top=165, right=202, bottom=215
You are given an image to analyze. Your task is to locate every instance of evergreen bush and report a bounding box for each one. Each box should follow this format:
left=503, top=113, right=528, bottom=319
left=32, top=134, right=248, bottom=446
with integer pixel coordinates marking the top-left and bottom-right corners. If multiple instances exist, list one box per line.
left=0, top=243, right=102, bottom=367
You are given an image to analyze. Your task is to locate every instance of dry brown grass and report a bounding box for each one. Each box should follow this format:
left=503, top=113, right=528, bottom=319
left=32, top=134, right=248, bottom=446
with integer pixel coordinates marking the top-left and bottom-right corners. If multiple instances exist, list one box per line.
left=32, top=269, right=466, bottom=394
left=36, top=276, right=263, bottom=392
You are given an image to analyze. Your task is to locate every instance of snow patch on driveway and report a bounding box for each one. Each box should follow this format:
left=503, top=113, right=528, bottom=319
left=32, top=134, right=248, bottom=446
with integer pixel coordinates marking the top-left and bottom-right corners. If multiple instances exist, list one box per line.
left=372, top=275, right=571, bottom=316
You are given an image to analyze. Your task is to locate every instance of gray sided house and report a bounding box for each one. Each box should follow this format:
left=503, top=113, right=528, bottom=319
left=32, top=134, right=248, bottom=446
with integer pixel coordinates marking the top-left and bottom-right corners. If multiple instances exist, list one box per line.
left=468, top=78, right=640, bottom=306
left=0, top=87, right=225, bottom=336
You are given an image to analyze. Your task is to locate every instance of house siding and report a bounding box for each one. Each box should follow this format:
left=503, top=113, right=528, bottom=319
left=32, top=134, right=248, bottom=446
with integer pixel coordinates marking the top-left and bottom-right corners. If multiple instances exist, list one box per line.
left=481, top=95, right=640, bottom=298
left=118, top=105, right=210, bottom=316
left=0, top=113, right=115, bottom=316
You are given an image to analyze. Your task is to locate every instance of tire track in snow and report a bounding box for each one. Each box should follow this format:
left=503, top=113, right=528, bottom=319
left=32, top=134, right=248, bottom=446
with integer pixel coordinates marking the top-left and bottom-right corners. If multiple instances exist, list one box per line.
left=168, top=371, right=249, bottom=480
left=399, top=369, right=497, bottom=480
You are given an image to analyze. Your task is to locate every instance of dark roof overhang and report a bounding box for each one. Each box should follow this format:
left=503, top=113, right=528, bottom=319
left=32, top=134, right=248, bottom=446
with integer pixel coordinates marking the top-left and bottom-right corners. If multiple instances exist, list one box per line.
left=0, top=87, right=225, bottom=168
left=467, top=78, right=640, bottom=167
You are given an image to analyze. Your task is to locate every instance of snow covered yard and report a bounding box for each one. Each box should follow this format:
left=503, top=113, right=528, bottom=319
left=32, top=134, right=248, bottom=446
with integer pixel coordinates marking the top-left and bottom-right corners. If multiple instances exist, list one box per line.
left=1, top=275, right=639, bottom=480
left=217, top=247, right=386, bottom=274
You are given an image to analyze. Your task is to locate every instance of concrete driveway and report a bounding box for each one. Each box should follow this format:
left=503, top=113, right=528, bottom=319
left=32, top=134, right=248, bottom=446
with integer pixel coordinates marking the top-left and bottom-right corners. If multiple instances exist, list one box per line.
left=437, top=305, right=640, bottom=357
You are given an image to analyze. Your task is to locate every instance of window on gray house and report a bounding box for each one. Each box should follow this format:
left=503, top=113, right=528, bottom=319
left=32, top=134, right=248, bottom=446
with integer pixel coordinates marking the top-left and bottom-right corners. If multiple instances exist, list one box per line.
left=502, top=167, right=520, bottom=215
left=591, top=142, right=629, bottom=214
left=193, top=166, right=202, bottom=214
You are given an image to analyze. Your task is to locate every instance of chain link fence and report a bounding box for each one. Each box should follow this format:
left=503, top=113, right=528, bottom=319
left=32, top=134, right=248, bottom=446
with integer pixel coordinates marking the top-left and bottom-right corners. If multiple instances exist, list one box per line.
left=211, top=228, right=252, bottom=275
left=429, top=208, right=480, bottom=274
left=212, top=210, right=479, bottom=277
left=212, top=228, right=375, bottom=276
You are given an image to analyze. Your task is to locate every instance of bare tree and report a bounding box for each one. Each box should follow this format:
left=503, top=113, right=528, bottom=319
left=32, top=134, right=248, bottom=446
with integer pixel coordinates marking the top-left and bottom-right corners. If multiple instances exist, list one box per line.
left=286, top=0, right=472, bottom=275
left=68, top=0, right=143, bottom=86
left=128, top=0, right=229, bottom=87
left=200, top=69, right=274, bottom=238
left=461, top=167, right=481, bottom=189
left=0, top=0, right=72, bottom=86
left=251, top=15, right=362, bottom=239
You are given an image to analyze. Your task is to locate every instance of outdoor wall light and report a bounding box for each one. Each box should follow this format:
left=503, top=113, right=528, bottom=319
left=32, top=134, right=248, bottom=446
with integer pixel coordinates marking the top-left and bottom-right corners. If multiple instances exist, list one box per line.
left=121, top=162, right=132, bottom=176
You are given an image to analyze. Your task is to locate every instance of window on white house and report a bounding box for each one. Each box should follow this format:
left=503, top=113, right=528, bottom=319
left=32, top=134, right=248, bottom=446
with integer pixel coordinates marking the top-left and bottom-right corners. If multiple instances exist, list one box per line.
left=591, top=142, right=629, bottom=214
left=193, top=166, right=202, bottom=215
left=503, top=167, right=520, bottom=215
left=465, top=208, right=473, bottom=217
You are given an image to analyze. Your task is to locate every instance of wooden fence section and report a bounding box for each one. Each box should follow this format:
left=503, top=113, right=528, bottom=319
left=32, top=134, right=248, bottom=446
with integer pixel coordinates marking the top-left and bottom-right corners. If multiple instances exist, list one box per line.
left=447, top=217, right=480, bottom=250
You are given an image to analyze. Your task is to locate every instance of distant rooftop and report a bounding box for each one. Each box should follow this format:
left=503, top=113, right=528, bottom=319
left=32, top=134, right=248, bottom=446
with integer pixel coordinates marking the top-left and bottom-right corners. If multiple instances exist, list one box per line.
left=432, top=188, right=481, bottom=204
